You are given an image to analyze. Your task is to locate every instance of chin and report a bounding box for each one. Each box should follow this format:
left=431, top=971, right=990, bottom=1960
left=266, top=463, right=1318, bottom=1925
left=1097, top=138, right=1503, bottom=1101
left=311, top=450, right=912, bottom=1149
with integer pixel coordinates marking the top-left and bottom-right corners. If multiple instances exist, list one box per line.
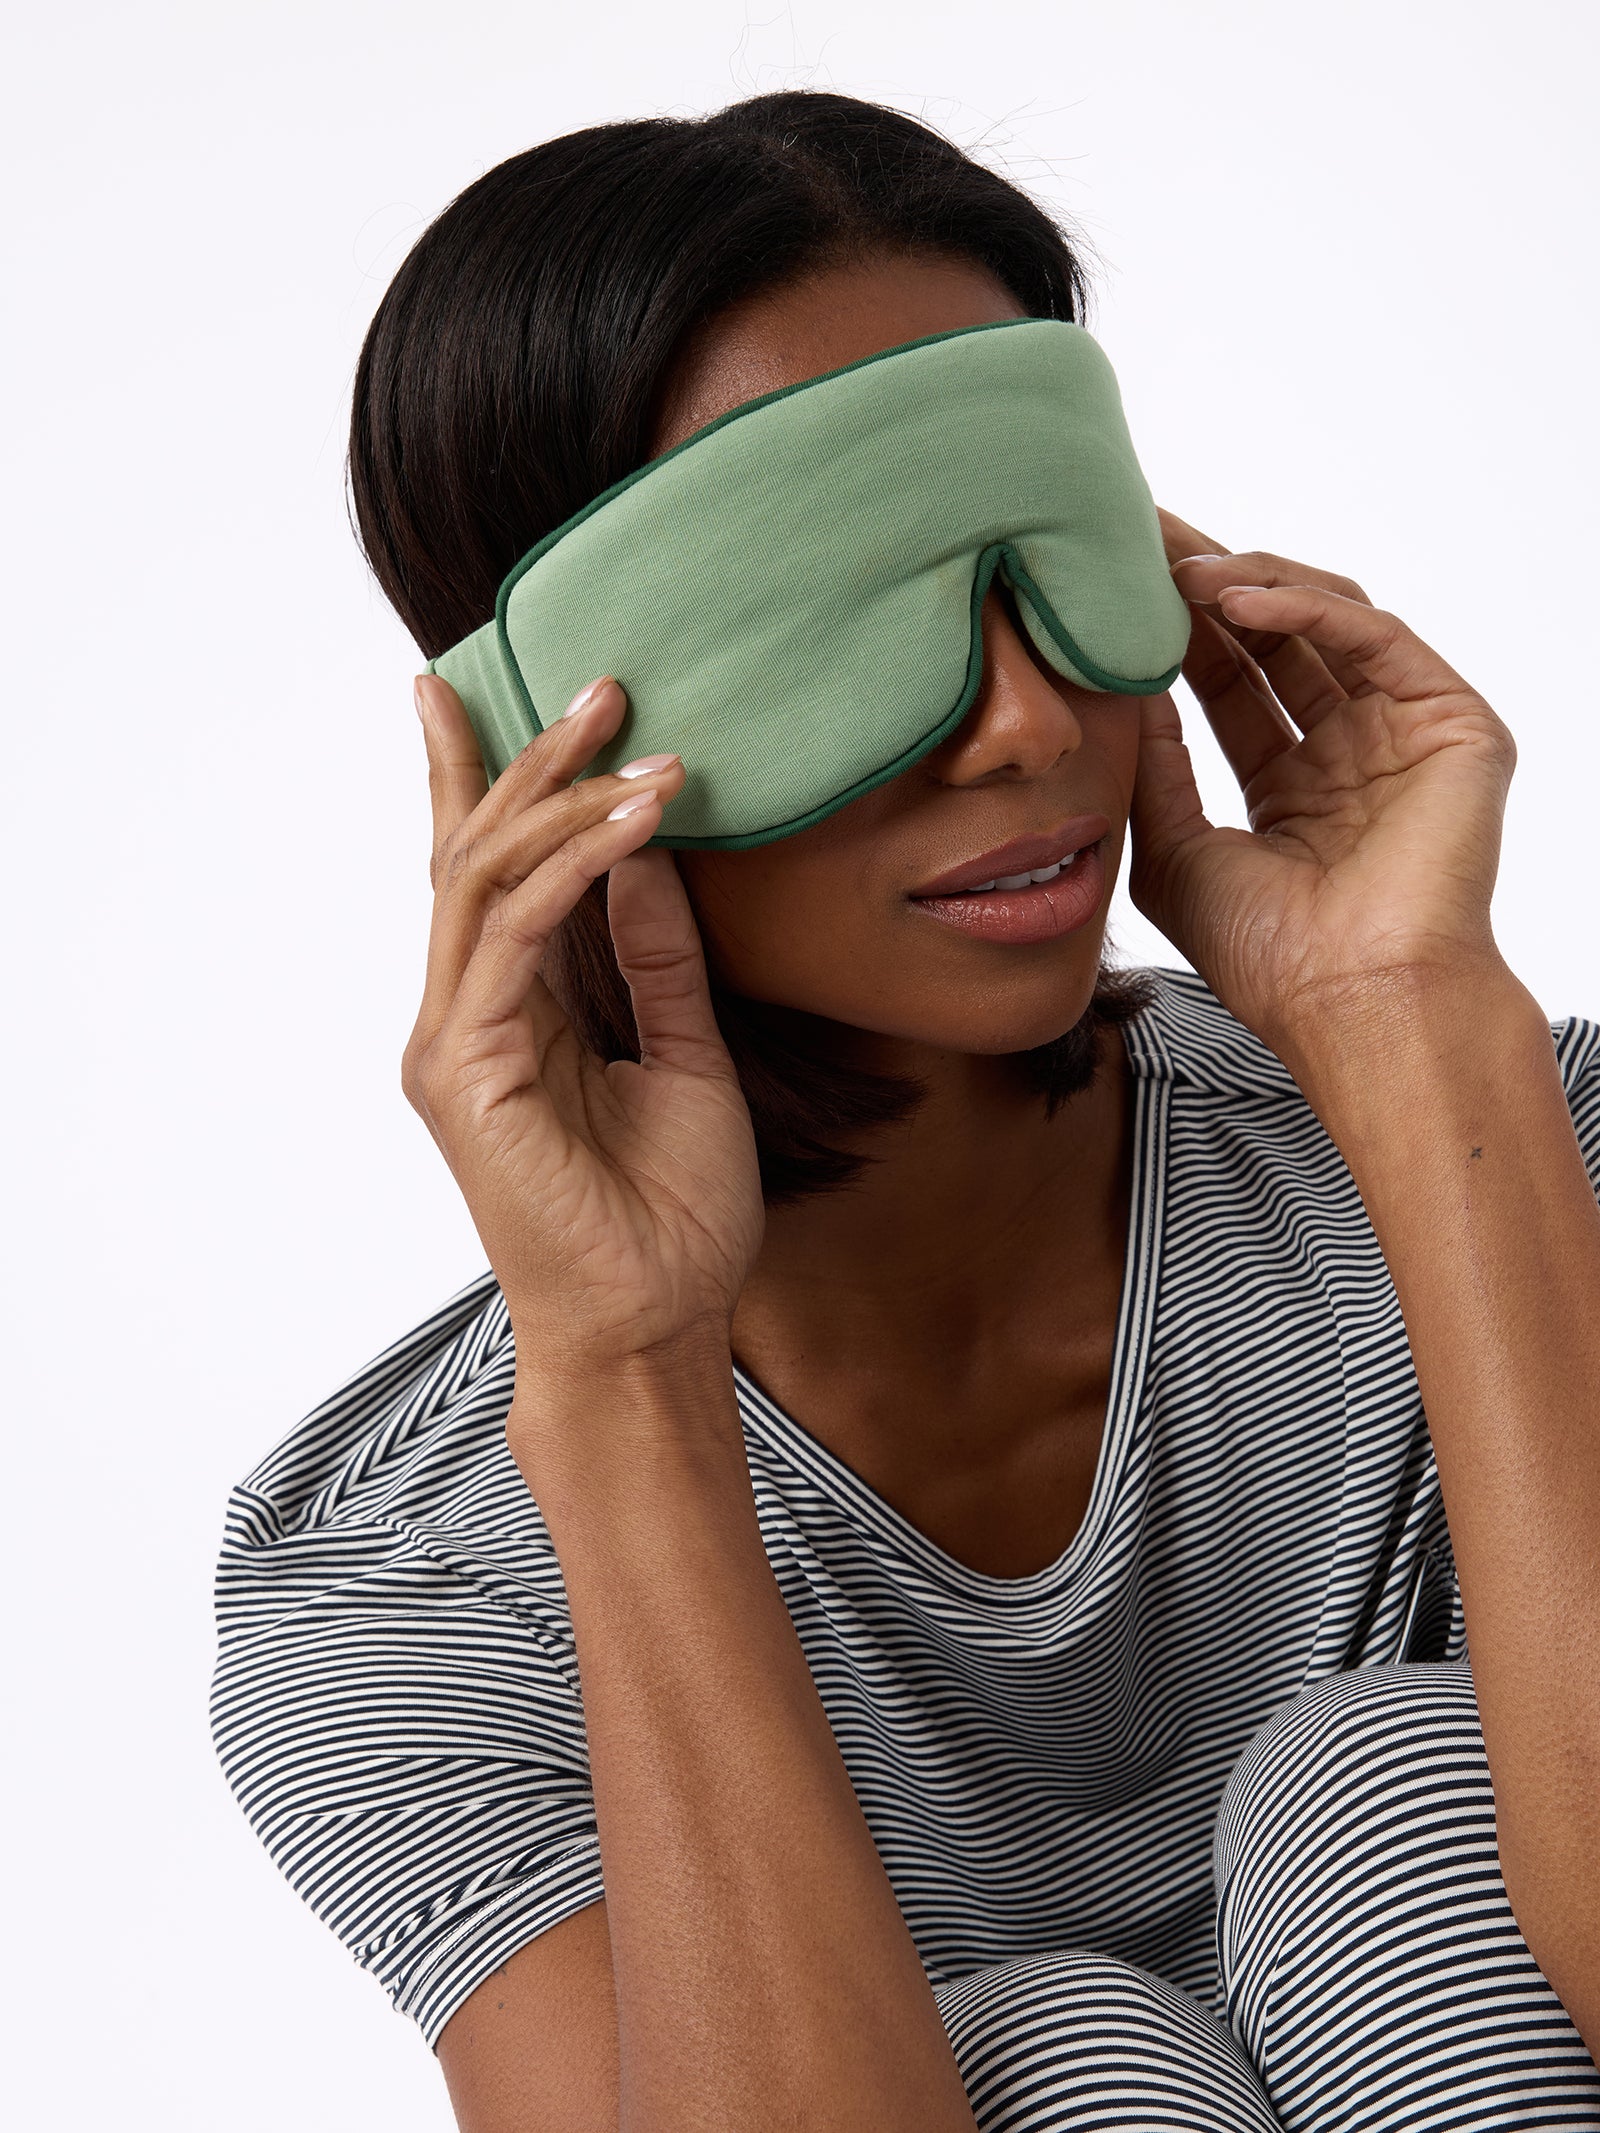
left=845, top=972, right=1105, bottom=1059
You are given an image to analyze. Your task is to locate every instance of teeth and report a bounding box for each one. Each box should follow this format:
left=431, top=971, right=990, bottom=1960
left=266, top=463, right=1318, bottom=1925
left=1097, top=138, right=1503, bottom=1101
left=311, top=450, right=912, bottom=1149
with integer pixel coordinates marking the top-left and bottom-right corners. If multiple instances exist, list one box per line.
left=943, top=847, right=1087, bottom=896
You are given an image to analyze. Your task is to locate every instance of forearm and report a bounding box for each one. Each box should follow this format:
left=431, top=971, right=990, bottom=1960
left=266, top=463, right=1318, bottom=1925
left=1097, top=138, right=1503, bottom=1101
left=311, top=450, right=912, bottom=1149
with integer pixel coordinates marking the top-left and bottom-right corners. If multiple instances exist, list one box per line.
left=1289, top=971, right=1600, bottom=2041
left=509, top=1346, right=978, bottom=2133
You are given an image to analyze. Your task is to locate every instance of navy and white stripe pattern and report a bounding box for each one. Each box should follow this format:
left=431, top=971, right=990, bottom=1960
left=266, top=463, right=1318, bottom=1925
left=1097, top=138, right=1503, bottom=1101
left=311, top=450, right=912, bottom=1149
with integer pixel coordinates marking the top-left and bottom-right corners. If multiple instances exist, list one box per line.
left=932, top=1664, right=1600, bottom=2128
left=210, top=968, right=1600, bottom=2112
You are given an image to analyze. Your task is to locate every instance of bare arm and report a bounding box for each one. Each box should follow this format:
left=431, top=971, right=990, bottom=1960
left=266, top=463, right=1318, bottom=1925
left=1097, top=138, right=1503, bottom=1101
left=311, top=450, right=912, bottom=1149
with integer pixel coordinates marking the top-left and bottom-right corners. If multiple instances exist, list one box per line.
left=441, top=1348, right=980, bottom=2133
left=408, top=671, right=978, bottom=2129
left=1292, top=977, right=1600, bottom=2049
left=1133, top=531, right=1600, bottom=2051
left=439, top=1904, right=619, bottom=2133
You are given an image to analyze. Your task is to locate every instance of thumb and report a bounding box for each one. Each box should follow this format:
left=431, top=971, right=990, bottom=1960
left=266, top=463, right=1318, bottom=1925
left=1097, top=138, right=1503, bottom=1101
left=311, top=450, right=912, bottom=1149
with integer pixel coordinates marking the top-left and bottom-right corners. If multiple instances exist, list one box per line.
left=1127, top=690, right=1214, bottom=930
left=606, top=848, right=734, bottom=1075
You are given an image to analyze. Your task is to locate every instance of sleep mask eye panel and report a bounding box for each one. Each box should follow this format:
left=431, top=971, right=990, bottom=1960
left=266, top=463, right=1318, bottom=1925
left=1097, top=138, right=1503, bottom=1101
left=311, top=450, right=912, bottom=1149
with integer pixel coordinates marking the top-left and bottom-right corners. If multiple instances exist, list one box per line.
left=428, top=317, right=1191, bottom=849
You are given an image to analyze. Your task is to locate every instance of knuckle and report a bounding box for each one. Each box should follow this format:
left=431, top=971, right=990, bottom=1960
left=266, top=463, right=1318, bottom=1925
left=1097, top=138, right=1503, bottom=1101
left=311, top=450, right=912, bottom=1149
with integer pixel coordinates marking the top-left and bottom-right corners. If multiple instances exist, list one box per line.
left=400, top=1042, right=434, bottom=1114
left=402, top=1022, right=436, bottom=1077
left=430, top=823, right=461, bottom=880
left=513, top=723, right=562, bottom=768
left=506, top=723, right=576, bottom=794
left=441, top=833, right=479, bottom=893
left=621, top=936, right=695, bottom=981
left=427, top=777, right=630, bottom=935
left=481, top=893, right=542, bottom=953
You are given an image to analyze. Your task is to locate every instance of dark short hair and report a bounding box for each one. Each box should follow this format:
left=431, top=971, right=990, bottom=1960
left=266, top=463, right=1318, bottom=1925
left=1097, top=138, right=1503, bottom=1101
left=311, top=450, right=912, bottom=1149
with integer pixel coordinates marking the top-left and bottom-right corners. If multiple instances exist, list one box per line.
left=348, top=89, right=1157, bottom=1208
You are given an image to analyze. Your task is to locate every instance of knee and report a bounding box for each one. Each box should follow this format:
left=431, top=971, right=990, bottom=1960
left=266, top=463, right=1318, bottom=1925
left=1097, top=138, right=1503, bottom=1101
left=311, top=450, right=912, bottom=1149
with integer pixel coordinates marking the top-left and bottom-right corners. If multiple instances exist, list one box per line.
left=1209, top=1664, right=1600, bottom=2113
left=935, top=1948, right=1189, bottom=2049
left=1215, top=1662, right=1486, bottom=1891
left=1212, top=1663, right=1494, bottom=1995
left=934, top=1951, right=1276, bottom=2132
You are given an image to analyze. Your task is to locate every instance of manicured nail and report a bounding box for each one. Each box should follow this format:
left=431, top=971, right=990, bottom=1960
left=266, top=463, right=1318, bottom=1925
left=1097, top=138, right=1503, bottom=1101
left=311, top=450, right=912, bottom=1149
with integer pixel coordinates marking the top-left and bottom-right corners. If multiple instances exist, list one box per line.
left=1218, top=584, right=1273, bottom=606
left=616, top=752, right=680, bottom=778
left=1171, top=553, right=1227, bottom=571
left=413, top=677, right=429, bottom=722
left=606, top=789, right=658, bottom=820
left=563, top=675, right=616, bottom=719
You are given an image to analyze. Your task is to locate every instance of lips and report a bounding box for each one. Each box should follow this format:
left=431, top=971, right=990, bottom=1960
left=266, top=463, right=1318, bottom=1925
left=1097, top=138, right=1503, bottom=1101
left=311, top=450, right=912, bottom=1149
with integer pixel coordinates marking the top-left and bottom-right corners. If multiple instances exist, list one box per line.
left=909, top=815, right=1112, bottom=900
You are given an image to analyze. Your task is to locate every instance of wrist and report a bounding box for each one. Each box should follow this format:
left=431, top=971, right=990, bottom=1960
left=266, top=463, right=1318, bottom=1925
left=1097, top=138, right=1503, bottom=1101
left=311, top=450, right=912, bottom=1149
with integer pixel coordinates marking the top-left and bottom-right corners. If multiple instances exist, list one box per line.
left=507, top=1324, right=746, bottom=1520
left=1272, top=958, right=1546, bottom=1125
left=510, top=1310, right=735, bottom=1407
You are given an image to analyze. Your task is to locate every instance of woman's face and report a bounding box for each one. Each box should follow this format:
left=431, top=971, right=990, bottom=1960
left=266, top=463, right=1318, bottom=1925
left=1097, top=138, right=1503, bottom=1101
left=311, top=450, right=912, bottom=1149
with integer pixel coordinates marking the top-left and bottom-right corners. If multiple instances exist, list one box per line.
left=656, top=250, right=1152, bottom=1063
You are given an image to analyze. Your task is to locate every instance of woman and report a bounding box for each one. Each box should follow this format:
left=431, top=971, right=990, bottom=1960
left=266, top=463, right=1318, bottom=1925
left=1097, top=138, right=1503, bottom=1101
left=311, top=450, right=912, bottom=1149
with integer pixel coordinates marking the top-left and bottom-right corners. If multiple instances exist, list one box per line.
left=210, top=89, right=1600, bottom=2131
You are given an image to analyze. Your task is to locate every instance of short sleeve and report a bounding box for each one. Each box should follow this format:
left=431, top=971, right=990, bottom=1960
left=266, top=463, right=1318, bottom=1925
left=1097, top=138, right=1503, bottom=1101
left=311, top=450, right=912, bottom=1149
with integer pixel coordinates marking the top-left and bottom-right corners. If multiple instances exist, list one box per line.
left=1556, top=1011, right=1600, bottom=1197
left=209, top=1273, right=606, bottom=2049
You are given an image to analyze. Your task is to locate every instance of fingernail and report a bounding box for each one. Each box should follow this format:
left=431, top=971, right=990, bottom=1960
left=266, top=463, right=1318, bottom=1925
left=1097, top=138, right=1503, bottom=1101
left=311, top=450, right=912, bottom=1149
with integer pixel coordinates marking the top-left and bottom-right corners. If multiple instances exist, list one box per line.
left=1172, top=553, right=1227, bottom=570
left=616, top=752, right=680, bottom=778
left=606, top=789, right=658, bottom=820
left=413, top=677, right=429, bottom=722
left=563, top=674, right=616, bottom=719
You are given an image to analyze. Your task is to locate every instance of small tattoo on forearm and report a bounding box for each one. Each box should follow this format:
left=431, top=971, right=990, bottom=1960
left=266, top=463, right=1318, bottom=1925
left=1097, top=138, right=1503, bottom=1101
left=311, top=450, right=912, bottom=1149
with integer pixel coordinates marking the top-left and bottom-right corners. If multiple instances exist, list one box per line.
left=1470, top=1146, right=1483, bottom=1159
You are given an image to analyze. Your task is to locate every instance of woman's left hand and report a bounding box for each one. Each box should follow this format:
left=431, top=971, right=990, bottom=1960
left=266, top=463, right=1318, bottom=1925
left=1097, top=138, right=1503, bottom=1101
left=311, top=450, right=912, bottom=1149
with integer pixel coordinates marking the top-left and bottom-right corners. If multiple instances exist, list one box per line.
left=1128, top=509, right=1521, bottom=1073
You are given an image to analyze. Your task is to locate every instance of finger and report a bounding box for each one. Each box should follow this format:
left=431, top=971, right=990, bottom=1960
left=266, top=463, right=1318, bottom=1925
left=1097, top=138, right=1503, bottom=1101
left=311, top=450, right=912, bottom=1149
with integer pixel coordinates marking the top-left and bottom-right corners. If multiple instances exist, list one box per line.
left=1187, top=607, right=1349, bottom=740
left=418, top=752, right=688, bottom=1050
left=1212, top=582, right=1474, bottom=707
left=1157, top=506, right=1230, bottom=566
left=1169, top=549, right=1373, bottom=706
left=1126, top=691, right=1228, bottom=951
left=417, top=670, right=630, bottom=886
left=605, top=848, right=735, bottom=1077
left=1176, top=605, right=1304, bottom=791
left=415, top=672, right=488, bottom=858
left=1159, top=519, right=1376, bottom=614
left=1168, top=556, right=1364, bottom=716
left=437, top=787, right=670, bottom=1089
left=1129, top=689, right=1213, bottom=855
left=1157, top=508, right=1367, bottom=708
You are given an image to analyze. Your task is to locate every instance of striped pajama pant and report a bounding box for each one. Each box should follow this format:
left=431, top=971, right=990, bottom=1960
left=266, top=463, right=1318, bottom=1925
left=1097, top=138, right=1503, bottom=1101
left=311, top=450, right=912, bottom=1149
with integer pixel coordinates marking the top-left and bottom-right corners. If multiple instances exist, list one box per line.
left=933, top=1664, right=1600, bottom=2131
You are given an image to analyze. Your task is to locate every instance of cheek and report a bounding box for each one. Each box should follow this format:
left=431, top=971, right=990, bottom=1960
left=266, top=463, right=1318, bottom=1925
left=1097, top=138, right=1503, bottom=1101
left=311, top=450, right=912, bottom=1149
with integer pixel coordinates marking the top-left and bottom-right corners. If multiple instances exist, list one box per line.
left=1096, top=698, right=1146, bottom=794
left=680, top=850, right=884, bottom=1003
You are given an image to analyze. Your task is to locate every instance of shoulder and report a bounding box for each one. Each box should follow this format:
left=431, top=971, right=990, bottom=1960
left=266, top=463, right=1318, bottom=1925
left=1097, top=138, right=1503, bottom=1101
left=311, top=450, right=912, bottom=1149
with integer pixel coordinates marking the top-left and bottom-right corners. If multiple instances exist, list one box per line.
left=213, top=1268, right=524, bottom=1648
left=1550, top=1008, right=1600, bottom=1185
left=207, top=1269, right=601, bottom=2044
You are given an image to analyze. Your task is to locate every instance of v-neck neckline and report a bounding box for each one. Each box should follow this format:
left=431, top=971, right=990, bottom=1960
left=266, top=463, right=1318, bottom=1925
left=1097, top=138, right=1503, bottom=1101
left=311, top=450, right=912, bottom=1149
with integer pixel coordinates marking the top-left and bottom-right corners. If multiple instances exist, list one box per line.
left=731, top=1001, right=1175, bottom=1608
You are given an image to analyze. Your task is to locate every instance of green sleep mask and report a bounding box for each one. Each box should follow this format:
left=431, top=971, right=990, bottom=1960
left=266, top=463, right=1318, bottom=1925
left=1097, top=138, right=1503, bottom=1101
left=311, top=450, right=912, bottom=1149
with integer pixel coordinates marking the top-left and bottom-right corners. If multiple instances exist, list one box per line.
left=427, top=315, right=1190, bottom=849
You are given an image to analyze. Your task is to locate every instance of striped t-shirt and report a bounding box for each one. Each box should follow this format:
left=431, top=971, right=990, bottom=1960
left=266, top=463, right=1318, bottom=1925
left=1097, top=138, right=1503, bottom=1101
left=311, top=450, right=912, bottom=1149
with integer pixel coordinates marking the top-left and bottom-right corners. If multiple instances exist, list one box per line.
left=209, top=967, right=1600, bottom=2050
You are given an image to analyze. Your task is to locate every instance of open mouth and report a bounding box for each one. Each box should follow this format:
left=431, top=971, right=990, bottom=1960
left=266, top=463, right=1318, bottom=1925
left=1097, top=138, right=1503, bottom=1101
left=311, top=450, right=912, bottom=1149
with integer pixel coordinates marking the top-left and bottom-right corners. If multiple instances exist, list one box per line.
left=948, top=845, right=1091, bottom=895
left=908, top=831, right=1109, bottom=945
left=908, top=813, right=1111, bottom=901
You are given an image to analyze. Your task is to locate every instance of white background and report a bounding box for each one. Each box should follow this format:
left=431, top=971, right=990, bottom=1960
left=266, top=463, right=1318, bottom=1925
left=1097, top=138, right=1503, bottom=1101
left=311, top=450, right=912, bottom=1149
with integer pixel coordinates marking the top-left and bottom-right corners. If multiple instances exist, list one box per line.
left=5, top=3, right=1596, bottom=2125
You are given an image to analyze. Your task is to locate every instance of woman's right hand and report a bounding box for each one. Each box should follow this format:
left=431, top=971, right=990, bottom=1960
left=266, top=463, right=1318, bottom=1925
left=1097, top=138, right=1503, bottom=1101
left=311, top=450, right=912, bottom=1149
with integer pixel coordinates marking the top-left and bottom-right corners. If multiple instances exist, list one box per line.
left=405, top=670, right=765, bottom=1401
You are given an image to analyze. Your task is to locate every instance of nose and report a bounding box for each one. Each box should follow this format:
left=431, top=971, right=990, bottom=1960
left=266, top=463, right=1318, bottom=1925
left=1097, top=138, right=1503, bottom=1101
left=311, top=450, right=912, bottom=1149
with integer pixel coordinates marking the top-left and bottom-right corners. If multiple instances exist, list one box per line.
left=920, top=578, right=1089, bottom=790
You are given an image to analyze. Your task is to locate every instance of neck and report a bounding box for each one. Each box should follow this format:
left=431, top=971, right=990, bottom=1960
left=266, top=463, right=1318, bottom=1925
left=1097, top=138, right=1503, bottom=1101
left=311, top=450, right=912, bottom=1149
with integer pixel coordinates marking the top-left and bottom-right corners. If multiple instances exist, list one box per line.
left=730, top=1019, right=1133, bottom=1383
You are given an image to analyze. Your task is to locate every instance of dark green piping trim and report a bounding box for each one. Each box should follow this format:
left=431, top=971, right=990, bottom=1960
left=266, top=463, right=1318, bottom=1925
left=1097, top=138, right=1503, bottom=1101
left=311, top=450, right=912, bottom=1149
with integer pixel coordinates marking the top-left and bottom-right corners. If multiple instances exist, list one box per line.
left=487, top=315, right=1061, bottom=734
left=642, top=540, right=1183, bottom=851
left=998, top=550, right=1172, bottom=692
